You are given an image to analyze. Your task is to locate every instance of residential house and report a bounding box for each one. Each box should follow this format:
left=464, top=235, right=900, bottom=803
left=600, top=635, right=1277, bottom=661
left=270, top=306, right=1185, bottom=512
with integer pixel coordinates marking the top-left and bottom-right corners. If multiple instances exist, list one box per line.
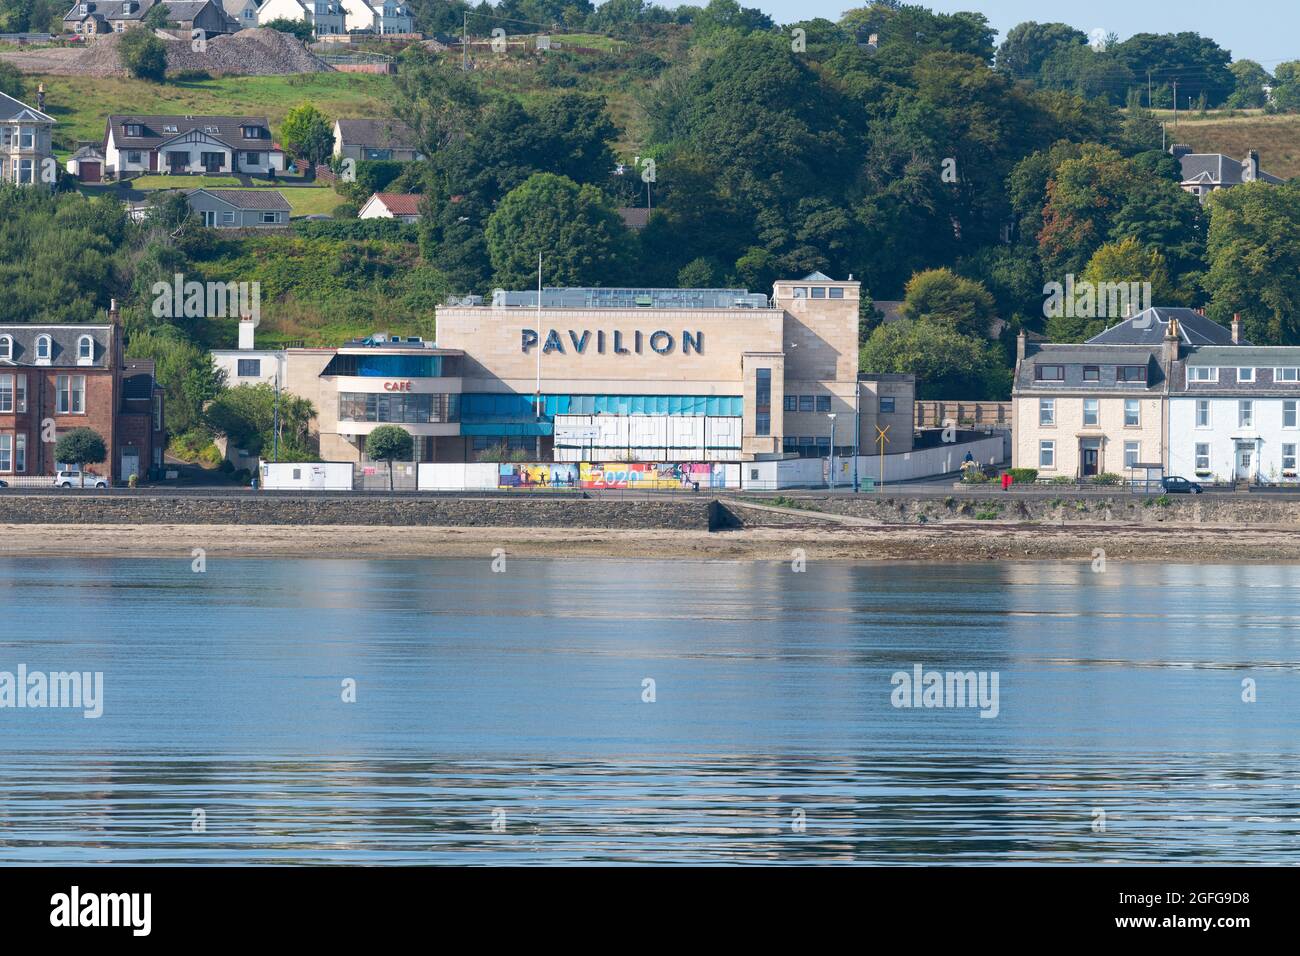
left=358, top=192, right=422, bottom=222
left=0, top=91, right=55, bottom=187
left=220, top=0, right=260, bottom=29
left=1013, top=309, right=1249, bottom=480
left=158, top=0, right=238, bottom=36
left=62, top=0, right=236, bottom=36
left=210, top=316, right=289, bottom=467
left=103, top=114, right=286, bottom=177
left=338, top=0, right=411, bottom=32
left=256, top=0, right=345, bottom=36
left=0, top=310, right=165, bottom=483
left=1171, top=144, right=1284, bottom=203
left=187, top=188, right=292, bottom=227
left=333, top=118, right=424, bottom=162
left=1168, top=319, right=1300, bottom=484
left=63, top=0, right=149, bottom=35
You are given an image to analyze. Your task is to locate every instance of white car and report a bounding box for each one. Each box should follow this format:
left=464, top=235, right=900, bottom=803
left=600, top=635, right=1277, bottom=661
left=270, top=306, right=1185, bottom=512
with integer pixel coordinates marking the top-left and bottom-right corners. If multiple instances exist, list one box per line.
left=54, top=471, right=108, bottom=489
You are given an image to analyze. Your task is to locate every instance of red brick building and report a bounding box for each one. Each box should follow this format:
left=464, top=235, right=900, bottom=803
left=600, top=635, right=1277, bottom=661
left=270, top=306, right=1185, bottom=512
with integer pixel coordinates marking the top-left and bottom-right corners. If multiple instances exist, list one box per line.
left=0, top=313, right=164, bottom=483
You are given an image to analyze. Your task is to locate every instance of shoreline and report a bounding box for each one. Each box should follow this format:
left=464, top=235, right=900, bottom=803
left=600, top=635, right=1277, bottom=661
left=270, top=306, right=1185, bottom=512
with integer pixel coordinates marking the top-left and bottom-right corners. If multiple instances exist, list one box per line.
left=6, top=522, right=1300, bottom=562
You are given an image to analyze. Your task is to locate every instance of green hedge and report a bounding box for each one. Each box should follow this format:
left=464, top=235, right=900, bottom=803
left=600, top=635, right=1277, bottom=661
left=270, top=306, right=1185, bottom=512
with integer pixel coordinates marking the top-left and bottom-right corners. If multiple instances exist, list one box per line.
left=1005, top=468, right=1038, bottom=483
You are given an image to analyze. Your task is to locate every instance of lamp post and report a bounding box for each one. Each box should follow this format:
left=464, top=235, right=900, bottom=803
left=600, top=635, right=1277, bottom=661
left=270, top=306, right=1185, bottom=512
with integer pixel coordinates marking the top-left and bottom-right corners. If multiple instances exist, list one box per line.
left=827, top=412, right=837, bottom=490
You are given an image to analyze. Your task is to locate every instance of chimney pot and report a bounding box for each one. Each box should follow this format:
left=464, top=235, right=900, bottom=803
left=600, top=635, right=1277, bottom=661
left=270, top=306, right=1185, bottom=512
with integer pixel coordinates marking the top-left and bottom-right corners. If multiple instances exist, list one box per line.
left=1232, top=312, right=1241, bottom=345
left=1016, top=329, right=1026, bottom=363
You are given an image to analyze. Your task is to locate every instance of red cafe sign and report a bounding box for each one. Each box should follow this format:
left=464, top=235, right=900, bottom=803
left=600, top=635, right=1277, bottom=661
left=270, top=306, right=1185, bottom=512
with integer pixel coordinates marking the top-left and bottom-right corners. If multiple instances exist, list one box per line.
left=383, top=381, right=414, bottom=392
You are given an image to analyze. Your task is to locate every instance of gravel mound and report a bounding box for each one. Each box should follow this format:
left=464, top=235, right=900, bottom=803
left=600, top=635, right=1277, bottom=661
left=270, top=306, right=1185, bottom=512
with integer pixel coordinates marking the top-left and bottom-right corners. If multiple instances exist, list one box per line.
left=0, top=28, right=333, bottom=77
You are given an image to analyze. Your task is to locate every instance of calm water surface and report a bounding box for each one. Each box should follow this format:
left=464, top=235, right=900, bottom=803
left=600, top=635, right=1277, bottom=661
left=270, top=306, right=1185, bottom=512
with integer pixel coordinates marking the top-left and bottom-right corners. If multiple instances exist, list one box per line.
left=0, top=556, right=1296, bottom=864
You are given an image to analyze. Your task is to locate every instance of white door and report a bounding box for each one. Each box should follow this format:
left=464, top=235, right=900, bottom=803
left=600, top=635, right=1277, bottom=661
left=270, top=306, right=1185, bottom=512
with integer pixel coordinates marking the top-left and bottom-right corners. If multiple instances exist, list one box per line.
left=121, top=448, right=139, bottom=482
left=1237, top=449, right=1253, bottom=480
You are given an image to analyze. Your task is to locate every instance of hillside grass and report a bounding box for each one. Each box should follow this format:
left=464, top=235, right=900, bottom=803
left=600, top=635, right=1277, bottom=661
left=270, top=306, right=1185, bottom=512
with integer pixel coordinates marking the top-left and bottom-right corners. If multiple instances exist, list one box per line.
left=1146, top=109, right=1300, bottom=178
left=37, top=72, right=395, bottom=152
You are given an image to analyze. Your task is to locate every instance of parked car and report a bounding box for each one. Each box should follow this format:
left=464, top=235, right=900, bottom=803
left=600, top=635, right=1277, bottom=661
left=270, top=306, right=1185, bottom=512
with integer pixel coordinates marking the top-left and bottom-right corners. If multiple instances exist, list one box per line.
left=0, top=479, right=7, bottom=487
left=1161, top=476, right=1203, bottom=494
left=54, top=471, right=108, bottom=489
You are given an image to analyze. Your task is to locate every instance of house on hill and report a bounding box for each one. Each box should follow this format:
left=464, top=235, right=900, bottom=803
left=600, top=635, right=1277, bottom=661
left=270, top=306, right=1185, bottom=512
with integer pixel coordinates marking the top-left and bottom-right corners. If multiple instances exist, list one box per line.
left=358, top=192, right=423, bottom=222
left=187, top=188, right=292, bottom=227
left=0, top=91, right=56, bottom=188
left=1171, top=144, right=1284, bottom=203
left=333, top=118, right=424, bottom=162
left=256, top=0, right=345, bottom=36
left=102, top=114, right=286, bottom=177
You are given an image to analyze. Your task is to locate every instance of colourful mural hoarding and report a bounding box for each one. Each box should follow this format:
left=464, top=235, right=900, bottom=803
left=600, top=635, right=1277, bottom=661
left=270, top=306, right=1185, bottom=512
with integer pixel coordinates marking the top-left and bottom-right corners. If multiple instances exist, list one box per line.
left=577, top=462, right=729, bottom=490
left=498, top=463, right=580, bottom=488
left=495, top=462, right=731, bottom=489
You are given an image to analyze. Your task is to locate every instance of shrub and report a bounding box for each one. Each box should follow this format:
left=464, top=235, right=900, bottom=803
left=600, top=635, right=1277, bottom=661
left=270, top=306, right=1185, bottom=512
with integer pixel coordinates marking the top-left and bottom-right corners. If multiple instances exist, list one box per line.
left=119, top=29, right=168, bottom=83
left=961, top=470, right=991, bottom=483
left=1092, top=472, right=1123, bottom=486
left=1049, top=475, right=1075, bottom=484
left=1006, top=468, right=1038, bottom=483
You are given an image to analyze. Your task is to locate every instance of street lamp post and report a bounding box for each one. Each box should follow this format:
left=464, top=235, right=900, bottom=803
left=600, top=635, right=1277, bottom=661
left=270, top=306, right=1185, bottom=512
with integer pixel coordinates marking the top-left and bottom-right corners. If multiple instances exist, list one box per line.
left=827, top=412, right=837, bottom=490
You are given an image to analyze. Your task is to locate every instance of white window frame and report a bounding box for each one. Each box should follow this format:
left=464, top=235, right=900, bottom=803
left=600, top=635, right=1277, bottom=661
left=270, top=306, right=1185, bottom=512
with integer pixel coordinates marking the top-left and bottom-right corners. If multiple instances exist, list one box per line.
left=0, top=334, right=11, bottom=360
left=1275, top=367, right=1300, bottom=383
left=0, top=374, right=11, bottom=413
left=1123, top=441, right=1140, bottom=469
left=1123, top=399, right=1140, bottom=427
left=1194, top=443, right=1210, bottom=472
left=56, top=374, right=85, bottom=415
left=14, top=432, right=24, bottom=473
left=1285, top=400, right=1298, bottom=429
left=77, top=334, right=94, bottom=365
left=1238, top=367, right=1255, bottom=383
left=1239, top=400, right=1253, bottom=428
left=1083, top=398, right=1100, bottom=426
left=0, top=434, right=10, bottom=473
left=1188, top=366, right=1217, bottom=382
left=1039, top=440, right=1055, bottom=469
left=1196, top=399, right=1211, bottom=428
left=1038, top=399, right=1055, bottom=426
left=35, top=334, right=51, bottom=364
left=1284, top=444, right=1298, bottom=473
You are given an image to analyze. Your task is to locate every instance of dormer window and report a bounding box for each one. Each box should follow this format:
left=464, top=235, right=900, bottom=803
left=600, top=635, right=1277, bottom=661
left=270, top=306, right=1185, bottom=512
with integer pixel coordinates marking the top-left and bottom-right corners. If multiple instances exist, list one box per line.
left=35, top=334, right=51, bottom=364
left=0, top=335, right=11, bottom=361
left=78, top=335, right=94, bottom=365
left=241, top=126, right=265, bottom=140
left=125, top=123, right=143, bottom=137
left=163, top=124, right=178, bottom=133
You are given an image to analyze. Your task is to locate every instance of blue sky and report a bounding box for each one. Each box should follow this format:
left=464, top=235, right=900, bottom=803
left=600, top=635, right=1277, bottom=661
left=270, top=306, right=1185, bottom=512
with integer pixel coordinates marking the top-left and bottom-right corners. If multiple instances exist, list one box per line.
left=747, top=0, right=1297, bottom=65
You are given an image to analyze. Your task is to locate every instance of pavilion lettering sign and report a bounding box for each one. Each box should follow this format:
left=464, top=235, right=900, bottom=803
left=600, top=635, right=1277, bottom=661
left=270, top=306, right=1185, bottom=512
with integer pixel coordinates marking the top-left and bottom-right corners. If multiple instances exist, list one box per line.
left=521, top=329, right=703, bottom=356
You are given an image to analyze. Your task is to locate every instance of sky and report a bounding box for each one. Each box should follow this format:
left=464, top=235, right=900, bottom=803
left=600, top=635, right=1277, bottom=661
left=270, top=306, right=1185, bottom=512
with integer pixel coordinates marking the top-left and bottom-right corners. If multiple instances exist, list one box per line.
left=747, top=0, right=1299, bottom=66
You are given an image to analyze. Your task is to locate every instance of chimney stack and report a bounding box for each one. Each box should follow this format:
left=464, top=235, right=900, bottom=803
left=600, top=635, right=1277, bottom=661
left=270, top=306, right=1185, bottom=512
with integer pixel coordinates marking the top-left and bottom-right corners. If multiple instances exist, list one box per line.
left=108, top=298, right=120, bottom=325
left=1016, top=329, right=1026, bottom=363
left=1245, top=150, right=1260, bottom=182
left=1163, top=316, right=1181, bottom=369
left=238, top=314, right=256, bottom=351
left=1232, top=312, right=1241, bottom=345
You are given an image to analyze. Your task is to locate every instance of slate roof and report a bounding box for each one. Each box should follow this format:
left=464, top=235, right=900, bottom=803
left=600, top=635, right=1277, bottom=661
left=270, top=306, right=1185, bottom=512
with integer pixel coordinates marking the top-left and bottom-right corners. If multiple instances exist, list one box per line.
left=335, top=118, right=420, bottom=150
left=122, top=359, right=158, bottom=400
left=190, top=188, right=291, bottom=210
left=1015, top=344, right=1165, bottom=392
left=1171, top=346, right=1300, bottom=396
left=105, top=114, right=275, bottom=151
left=69, top=144, right=105, bottom=161
left=1086, top=307, right=1243, bottom=347
left=0, top=325, right=113, bottom=368
left=0, top=91, right=54, bottom=124
left=1178, top=152, right=1284, bottom=187
left=62, top=1, right=149, bottom=23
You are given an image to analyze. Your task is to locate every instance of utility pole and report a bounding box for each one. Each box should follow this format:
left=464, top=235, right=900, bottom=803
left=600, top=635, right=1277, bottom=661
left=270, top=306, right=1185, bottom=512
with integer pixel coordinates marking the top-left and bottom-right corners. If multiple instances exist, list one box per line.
left=1147, top=70, right=1152, bottom=109
left=1172, top=79, right=1178, bottom=128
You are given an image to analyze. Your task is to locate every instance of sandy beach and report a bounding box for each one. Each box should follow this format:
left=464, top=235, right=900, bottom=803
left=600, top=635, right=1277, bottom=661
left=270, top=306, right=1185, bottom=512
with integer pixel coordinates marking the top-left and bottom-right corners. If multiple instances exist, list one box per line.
left=4, top=521, right=1300, bottom=562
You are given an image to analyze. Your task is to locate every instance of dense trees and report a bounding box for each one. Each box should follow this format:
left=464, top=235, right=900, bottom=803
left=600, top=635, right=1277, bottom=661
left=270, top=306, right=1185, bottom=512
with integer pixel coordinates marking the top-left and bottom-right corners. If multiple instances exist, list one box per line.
left=280, top=104, right=334, bottom=167
left=485, top=173, right=633, bottom=288
left=119, top=29, right=168, bottom=83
